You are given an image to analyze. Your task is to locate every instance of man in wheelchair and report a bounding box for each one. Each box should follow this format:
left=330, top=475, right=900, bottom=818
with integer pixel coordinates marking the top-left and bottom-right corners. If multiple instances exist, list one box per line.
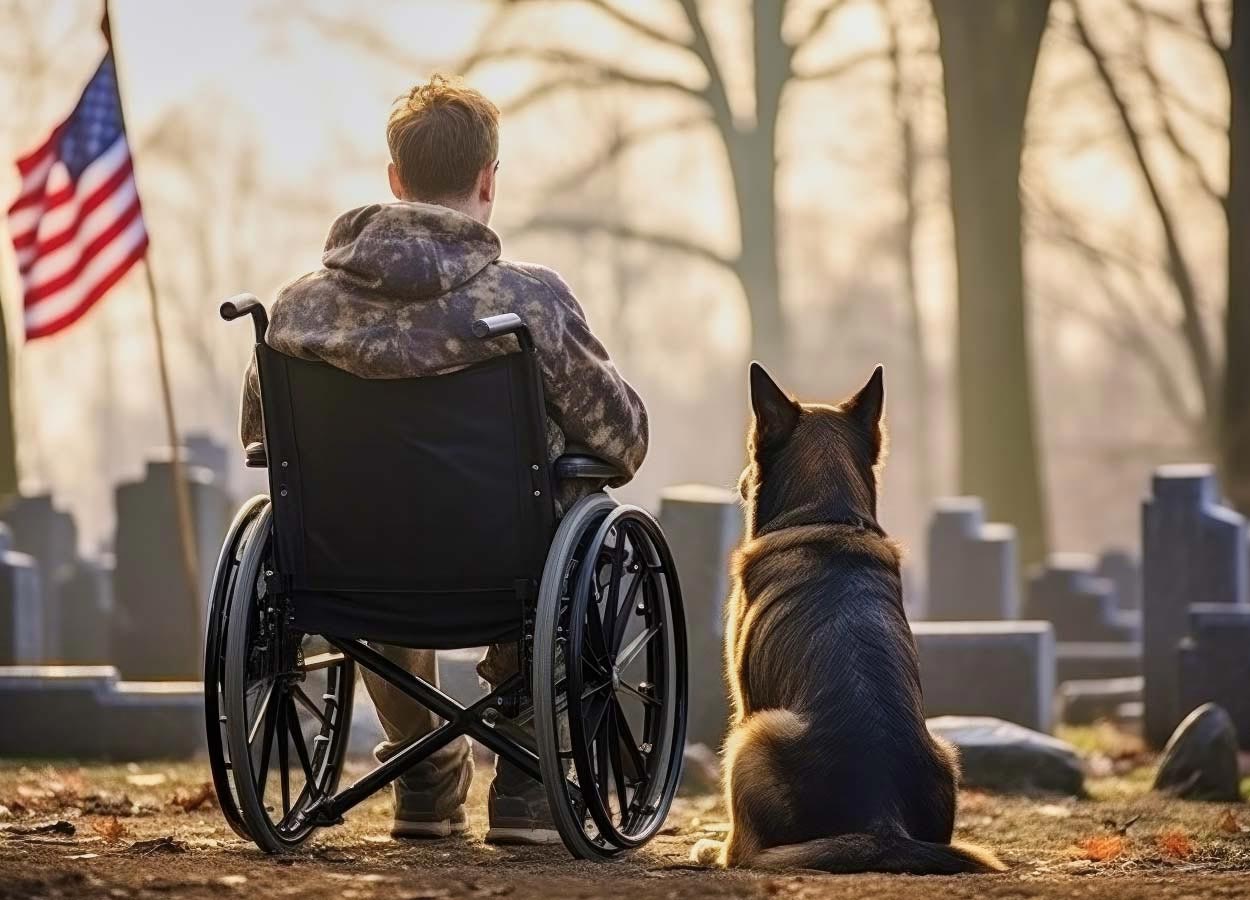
left=236, top=75, right=648, bottom=845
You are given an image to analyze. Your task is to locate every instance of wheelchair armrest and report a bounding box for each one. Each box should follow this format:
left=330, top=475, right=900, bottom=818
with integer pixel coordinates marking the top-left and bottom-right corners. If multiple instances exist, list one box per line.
left=554, top=454, right=624, bottom=481
left=245, top=442, right=267, bottom=468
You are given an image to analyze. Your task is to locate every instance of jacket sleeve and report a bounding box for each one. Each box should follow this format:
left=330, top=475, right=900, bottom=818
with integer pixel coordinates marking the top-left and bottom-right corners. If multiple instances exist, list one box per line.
left=525, top=267, right=648, bottom=483
left=239, top=352, right=264, bottom=448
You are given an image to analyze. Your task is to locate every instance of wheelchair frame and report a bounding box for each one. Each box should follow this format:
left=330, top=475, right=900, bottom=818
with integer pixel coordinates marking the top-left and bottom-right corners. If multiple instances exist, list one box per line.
left=206, top=294, right=688, bottom=860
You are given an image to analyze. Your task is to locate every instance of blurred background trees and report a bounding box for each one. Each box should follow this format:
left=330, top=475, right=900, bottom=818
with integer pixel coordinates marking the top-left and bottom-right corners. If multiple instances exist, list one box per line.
left=0, top=0, right=1240, bottom=575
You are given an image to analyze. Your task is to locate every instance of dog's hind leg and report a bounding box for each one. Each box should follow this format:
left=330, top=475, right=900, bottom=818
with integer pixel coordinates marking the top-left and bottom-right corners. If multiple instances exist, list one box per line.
left=720, top=708, right=807, bottom=868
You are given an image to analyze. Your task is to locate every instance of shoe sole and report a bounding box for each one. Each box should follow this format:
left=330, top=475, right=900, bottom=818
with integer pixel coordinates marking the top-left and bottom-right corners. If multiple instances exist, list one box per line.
left=485, top=826, right=564, bottom=846
left=392, top=819, right=470, bottom=839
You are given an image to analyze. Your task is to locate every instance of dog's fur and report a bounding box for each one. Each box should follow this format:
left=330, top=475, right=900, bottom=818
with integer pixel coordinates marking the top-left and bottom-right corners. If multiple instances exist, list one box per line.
left=696, top=363, right=1004, bottom=875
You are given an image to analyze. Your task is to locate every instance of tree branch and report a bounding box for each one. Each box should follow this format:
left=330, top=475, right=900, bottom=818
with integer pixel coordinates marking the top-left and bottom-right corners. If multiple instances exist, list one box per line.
left=461, top=45, right=705, bottom=100
left=676, top=0, right=736, bottom=134
left=514, top=212, right=736, bottom=270
left=792, top=47, right=891, bottom=81
left=790, top=0, right=851, bottom=49
left=1069, top=0, right=1216, bottom=415
left=543, top=113, right=712, bottom=195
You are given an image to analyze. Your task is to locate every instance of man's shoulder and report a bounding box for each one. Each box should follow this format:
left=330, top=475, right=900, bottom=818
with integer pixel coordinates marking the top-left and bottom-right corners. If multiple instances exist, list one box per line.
left=492, top=260, right=586, bottom=319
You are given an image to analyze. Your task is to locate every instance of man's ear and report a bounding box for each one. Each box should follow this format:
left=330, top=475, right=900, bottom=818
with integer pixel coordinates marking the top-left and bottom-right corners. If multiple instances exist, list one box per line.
left=479, top=161, right=497, bottom=203
left=842, top=365, right=885, bottom=445
left=749, top=362, right=799, bottom=453
left=388, top=163, right=407, bottom=201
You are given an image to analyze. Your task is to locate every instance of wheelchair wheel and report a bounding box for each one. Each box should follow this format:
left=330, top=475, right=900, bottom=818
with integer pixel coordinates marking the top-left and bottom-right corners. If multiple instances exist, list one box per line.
left=533, top=496, right=688, bottom=859
left=204, top=494, right=269, bottom=841
left=221, top=503, right=357, bottom=853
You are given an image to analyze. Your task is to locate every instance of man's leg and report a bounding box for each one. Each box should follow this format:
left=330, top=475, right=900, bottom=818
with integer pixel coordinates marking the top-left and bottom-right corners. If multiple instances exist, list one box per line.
left=362, top=644, right=474, bottom=838
left=477, top=643, right=563, bottom=845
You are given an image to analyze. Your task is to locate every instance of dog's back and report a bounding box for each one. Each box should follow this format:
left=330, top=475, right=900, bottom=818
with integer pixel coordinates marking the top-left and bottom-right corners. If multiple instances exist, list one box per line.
left=708, top=364, right=1003, bottom=875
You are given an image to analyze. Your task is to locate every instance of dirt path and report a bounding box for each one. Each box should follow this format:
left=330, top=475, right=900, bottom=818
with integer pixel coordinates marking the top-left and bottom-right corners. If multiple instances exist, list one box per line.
left=3, top=761, right=1250, bottom=899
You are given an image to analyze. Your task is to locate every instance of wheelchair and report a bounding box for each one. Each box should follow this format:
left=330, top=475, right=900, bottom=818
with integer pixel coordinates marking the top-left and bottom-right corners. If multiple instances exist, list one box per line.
left=204, top=294, right=688, bottom=859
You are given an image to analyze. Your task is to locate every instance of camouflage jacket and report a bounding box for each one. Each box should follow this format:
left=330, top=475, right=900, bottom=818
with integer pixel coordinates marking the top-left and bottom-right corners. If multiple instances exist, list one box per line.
left=239, top=202, right=648, bottom=503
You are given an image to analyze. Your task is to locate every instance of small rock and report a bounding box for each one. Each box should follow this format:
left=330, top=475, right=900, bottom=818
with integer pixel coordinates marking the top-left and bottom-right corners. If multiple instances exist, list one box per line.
left=1153, top=703, right=1241, bottom=801
left=928, top=716, right=1086, bottom=796
left=679, top=743, right=721, bottom=796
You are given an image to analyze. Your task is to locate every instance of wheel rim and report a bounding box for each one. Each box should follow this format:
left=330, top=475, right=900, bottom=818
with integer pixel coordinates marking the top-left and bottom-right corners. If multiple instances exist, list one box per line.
left=223, top=510, right=356, bottom=850
left=566, top=506, right=687, bottom=849
left=205, top=495, right=269, bottom=841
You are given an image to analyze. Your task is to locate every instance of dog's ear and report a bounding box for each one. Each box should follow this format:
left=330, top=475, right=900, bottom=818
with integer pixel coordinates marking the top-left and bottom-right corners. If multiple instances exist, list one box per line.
left=749, top=362, right=800, bottom=452
left=843, top=365, right=885, bottom=446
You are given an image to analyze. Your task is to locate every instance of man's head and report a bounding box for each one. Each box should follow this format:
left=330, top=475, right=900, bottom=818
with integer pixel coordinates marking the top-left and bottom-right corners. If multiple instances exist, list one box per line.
left=386, top=75, right=500, bottom=225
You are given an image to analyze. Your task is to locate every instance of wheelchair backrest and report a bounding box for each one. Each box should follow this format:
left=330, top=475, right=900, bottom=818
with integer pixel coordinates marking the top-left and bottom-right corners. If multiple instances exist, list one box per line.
left=255, top=344, right=556, bottom=603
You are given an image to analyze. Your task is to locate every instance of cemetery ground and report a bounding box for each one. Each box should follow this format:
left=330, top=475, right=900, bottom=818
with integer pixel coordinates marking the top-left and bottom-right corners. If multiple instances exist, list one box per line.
left=3, top=733, right=1250, bottom=900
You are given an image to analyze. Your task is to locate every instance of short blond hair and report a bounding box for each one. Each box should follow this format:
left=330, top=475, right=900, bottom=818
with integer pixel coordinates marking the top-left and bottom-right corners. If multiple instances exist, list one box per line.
left=386, top=74, right=499, bottom=200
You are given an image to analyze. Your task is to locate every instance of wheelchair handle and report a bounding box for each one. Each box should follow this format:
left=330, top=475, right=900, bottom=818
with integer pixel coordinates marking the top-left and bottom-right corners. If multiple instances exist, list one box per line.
left=472, top=313, right=534, bottom=351
left=220, top=293, right=269, bottom=342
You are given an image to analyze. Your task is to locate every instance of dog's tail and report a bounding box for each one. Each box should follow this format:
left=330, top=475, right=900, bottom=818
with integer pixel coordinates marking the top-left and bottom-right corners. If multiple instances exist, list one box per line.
left=750, top=832, right=1005, bottom=875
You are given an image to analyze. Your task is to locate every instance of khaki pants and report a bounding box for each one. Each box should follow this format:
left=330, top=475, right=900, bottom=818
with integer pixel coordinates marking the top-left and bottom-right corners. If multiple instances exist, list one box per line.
left=362, top=484, right=601, bottom=810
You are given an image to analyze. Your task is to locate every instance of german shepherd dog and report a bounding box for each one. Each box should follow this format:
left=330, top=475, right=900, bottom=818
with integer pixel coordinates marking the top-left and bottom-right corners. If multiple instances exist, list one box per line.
left=695, top=363, right=1003, bottom=874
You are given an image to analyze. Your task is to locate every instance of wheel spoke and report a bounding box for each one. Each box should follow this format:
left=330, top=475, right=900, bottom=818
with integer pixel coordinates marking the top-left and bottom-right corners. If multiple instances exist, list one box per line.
left=585, top=592, right=610, bottom=663
left=607, top=705, right=631, bottom=818
left=615, top=622, right=661, bottom=673
left=255, top=693, right=279, bottom=800
left=610, top=560, right=647, bottom=653
left=617, top=679, right=660, bottom=707
left=286, top=696, right=317, bottom=789
left=601, top=532, right=626, bottom=645
left=595, top=712, right=611, bottom=809
left=247, top=681, right=277, bottom=746
left=581, top=679, right=611, bottom=701
left=586, top=691, right=612, bottom=743
left=277, top=699, right=291, bottom=816
left=291, top=685, right=329, bottom=728
left=612, top=698, right=647, bottom=779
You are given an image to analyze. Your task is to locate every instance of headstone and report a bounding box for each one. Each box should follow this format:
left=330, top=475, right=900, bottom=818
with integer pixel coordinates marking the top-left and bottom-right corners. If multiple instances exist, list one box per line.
left=1177, top=604, right=1250, bottom=750
left=0, top=527, right=43, bottom=665
left=1098, top=549, right=1141, bottom=611
left=184, top=433, right=230, bottom=485
left=1142, top=465, right=1247, bottom=747
left=910, top=620, right=1055, bottom=732
left=1056, top=641, right=1141, bottom=682
left=1058, top=676, right=1143, bottom=726
left=0, top=494, right=78, bottom=659
left=928, top=716, right=1085, bottom=795
left=1152, top=702, right=1241, bottom=801
left=925, top=498, right=1018, bottom=620
left=111, top=452, right=232, bottom=679
left=1026, top=553, right=1138, bottom=642
left=659, top=485, right=740, bottom=749
left=58, top=555, right=114, bottom=663
left=0, top=665, right=202, bottom=759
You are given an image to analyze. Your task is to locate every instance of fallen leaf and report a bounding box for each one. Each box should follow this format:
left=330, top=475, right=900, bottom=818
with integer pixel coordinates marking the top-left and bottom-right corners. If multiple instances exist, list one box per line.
left=1037, top=804, right=1072, bottom=818
left=1218, top=810, right=1247, bottom=834
left=3, top=820, right=75, bottom=836
left=66, top=852, right=99, bottom=860
left=170, top=783, right=214, bottom=812
left=92, top=816, right=128, bottom=844
left=1156, top=828, right=1193, bottom=860
left=1076, top=834, right=1125, bottom=862
left=218, top=875, right=248, bottom=886
left=129, top=836, right=188, bottom=855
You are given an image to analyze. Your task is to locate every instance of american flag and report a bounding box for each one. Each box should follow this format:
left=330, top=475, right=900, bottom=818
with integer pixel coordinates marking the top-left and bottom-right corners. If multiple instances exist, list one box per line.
left=7, top=53, right=147, bottom=340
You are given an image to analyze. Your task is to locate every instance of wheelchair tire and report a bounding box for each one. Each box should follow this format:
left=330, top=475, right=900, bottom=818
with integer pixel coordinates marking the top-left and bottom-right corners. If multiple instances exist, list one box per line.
left=221, top=503, right=357, bottom=853
left=533, top=495, right=688, bottom=859
left=204, top=494, right=269, bottom=841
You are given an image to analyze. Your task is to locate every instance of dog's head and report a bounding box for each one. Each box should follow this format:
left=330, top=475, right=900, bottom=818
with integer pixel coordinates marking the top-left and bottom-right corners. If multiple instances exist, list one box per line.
left=738, top=362, right=886, bottom=538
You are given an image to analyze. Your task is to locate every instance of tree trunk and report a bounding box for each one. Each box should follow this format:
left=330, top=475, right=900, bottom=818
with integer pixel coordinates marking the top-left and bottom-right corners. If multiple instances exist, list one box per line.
left=0, top=288, right=19, bottom=505
left=932, top=0, right=1051, bottom=568
left=1221, top=1, right=1250, bottom=514
left=730, top=0, right=788, bottom=370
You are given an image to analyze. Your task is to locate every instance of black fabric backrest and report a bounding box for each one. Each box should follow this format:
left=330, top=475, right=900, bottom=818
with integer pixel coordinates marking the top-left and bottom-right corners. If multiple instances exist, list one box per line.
left=255, top=345, right=554, bottom=596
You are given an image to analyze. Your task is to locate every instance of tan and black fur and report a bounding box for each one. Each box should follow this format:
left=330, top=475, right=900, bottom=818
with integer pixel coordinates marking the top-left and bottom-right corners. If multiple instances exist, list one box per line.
left=700, top=363, right=1004, bottom=875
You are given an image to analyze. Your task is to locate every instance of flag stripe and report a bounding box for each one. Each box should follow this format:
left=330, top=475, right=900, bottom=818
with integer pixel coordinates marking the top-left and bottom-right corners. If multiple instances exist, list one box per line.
left=19, top=167, right=138, bottom=278
left=14, top=128, right=61, bottom=175
left=25, top=236, right=148, bottom=340
left=24, top=217, right=148, bottom=330
left=24, top=196, right=143, bottom=303
left=9, top=137, right=131, bottom=240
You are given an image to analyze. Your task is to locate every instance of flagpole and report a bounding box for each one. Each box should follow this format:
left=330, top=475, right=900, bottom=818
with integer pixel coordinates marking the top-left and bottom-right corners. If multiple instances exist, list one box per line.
left=103, top=2, right=201, bottom=612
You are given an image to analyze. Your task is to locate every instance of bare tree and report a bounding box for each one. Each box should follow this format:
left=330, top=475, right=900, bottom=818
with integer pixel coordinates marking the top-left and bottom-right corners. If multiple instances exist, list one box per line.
left=1061, top=0, right=1249, bottom=512
left=931, top=0, right=1053, bottom=568
left=303, top=0, right=892, bottom=369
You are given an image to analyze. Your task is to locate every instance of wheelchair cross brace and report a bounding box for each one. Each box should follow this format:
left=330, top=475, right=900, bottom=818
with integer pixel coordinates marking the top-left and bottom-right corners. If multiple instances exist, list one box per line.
left=295, top=637, right=559, bottom=829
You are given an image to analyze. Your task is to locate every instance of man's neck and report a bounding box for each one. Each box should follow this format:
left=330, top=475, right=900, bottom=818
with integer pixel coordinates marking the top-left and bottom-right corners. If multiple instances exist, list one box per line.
left=412, top=195, right=484, bottom=225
